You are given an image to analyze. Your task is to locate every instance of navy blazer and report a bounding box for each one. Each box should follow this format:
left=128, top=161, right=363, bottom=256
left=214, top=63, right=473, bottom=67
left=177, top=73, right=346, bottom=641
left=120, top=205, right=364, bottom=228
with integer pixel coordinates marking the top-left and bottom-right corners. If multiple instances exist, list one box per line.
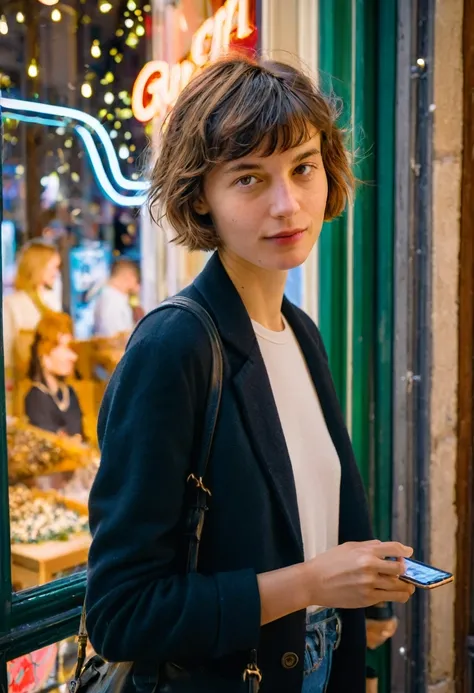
left=86, top=253, right=372, bottom=693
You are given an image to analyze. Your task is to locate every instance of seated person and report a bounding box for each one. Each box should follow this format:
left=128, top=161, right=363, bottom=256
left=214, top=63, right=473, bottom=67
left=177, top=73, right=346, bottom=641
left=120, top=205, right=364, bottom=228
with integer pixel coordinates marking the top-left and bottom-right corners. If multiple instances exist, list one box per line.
left=25, top=312, right=83, bottom=438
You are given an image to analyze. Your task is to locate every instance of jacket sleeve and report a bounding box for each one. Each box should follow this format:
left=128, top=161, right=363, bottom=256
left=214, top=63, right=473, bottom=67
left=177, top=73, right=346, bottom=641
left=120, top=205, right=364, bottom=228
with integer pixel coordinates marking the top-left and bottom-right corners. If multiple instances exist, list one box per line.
left=86, top=309, right=261, bottom=663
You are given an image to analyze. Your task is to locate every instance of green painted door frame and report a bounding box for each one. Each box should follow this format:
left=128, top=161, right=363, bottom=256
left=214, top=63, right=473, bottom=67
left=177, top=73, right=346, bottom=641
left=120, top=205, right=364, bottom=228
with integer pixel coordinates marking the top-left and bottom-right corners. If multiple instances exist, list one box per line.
left=318, top=1, right=397, bottom=691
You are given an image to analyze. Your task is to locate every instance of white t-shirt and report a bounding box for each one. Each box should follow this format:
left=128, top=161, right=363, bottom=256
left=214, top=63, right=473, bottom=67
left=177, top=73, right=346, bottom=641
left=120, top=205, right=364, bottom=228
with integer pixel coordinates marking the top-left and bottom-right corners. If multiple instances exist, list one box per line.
left=252, top=317, right=341, bottom=568
left=3, top=289, right=61, bottom=370
left=93, top=284, right=133, bottom=337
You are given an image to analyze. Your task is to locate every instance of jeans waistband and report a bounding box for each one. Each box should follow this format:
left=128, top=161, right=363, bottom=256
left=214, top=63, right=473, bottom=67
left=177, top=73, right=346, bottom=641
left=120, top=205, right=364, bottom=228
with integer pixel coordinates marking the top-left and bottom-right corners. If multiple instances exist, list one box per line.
left=306, top=607, right=338, bottom=629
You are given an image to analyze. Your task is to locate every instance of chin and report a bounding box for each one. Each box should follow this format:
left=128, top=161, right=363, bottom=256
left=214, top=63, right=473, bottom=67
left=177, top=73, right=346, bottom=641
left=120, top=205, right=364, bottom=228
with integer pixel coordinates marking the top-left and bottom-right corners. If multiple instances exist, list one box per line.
left=271, top=248, right=312, bottom=272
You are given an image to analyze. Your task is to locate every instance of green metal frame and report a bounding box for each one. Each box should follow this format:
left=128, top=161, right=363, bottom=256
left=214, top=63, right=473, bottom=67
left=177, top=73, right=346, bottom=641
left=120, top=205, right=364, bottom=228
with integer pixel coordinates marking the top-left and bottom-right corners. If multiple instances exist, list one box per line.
left=317, top=0, right=352, bottom=417
left=318, top=2, right=397, bottom=691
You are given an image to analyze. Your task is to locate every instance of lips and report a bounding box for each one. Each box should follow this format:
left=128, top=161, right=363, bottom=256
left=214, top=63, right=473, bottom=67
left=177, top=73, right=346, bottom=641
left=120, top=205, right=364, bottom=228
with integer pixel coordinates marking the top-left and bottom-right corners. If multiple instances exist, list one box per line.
left=268, top=228, right=306, bottom=239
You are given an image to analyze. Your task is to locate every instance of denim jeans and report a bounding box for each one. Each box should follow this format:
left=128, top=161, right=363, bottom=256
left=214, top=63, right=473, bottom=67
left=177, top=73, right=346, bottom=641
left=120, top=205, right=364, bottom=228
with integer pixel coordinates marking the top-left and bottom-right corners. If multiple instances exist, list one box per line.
left=301, top=608, right=341, bottom=693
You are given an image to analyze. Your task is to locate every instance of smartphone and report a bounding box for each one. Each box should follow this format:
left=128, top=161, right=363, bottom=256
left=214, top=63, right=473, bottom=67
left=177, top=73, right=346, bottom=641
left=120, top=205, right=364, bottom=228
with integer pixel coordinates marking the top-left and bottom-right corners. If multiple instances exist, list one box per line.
left=398, top=557, right=454, bottom=589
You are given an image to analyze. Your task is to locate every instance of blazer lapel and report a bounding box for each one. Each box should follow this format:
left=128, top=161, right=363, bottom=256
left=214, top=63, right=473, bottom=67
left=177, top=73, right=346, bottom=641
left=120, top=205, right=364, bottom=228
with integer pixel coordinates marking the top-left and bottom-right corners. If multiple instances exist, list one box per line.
left=192, top=254, right=304, bottom=557
left=232, top=344, right=304, bottom=556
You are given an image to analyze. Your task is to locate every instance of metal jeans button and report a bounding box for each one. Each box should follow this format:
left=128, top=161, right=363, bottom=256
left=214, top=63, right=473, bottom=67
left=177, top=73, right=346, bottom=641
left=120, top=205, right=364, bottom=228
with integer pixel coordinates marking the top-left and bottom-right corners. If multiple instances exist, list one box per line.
left=281, top=652, right=299, bottom=669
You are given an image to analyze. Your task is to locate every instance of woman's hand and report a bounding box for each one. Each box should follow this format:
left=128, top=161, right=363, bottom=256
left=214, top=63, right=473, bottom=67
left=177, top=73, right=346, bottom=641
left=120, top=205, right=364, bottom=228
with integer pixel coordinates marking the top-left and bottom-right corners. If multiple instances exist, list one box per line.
left=366, top=616, right=398, bottom=649
left=305, top=540, right=415, bottom=609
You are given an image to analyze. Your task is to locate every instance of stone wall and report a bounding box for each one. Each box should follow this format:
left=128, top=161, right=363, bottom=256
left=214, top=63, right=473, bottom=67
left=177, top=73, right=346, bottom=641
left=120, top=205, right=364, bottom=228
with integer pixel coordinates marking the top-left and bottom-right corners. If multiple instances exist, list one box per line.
left=428, top=0, right=463, bottom=691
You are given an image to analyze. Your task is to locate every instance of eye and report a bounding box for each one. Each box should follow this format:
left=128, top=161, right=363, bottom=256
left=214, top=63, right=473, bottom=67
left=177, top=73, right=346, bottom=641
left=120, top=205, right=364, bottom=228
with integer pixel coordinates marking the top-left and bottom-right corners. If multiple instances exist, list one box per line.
left=235, top=175, right=258, bottom=188
left=294, top=163, right=316, bottom=176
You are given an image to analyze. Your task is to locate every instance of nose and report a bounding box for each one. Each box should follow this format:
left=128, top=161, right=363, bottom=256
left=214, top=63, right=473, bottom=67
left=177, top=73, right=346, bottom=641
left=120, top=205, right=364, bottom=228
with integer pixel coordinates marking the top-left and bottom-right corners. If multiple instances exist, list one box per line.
left=269, top=179, right=301, bottom=219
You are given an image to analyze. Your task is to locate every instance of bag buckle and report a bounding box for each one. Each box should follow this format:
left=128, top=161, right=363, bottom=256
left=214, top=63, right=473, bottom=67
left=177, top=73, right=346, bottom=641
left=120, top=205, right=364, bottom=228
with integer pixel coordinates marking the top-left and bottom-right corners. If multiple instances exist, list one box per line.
left=243, top=664, right=262, bottom=683
left=187, top=473, right=211, bottom=496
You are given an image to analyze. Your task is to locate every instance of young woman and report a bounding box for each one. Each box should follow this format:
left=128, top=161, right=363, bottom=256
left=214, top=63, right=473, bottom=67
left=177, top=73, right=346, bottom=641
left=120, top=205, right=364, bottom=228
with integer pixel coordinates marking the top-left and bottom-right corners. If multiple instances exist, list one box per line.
left=26, top=312, right=83, bottom=438
left=3, top=241, right=61, bottom=386
left=86, top=57, right=414, bottom=693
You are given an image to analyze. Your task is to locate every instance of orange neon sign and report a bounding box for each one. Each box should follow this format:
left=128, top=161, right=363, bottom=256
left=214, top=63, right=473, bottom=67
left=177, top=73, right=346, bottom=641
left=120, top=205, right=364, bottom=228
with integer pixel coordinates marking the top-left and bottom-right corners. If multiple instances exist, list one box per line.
left=132, top=0, right=254, bottom=123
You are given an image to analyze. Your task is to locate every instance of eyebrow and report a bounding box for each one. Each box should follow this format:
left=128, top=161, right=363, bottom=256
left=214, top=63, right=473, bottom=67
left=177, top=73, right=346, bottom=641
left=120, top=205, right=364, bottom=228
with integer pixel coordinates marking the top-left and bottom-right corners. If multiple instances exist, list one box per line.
left=223, top=147, right=321, bottom=174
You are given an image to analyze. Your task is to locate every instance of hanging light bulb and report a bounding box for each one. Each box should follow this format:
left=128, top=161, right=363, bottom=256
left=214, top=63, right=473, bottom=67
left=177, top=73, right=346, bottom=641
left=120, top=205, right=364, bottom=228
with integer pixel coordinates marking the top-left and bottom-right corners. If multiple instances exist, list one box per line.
left=124, top=18, right=134, bottom=28
left=136, top=24, right=145, bottom=37
left=119, top=144, right=130, bottom=160
left=99, top=0, right=113, bottom=12
left=38, top=0, right=59, bottom=5
left=0, top=15, right=8, bottom=35
left=104, top=92, right=114, bottom=105
left=127, top=0, right=137, bottom=10
left=27, top=60, right=39, bottom=78
left=16, top=12, right=25, bottom=23
left=81, top=83, right=93, bottom=98
left=91, top=41, right=101, bottom=58
left=51, top=8, right=62, bottom=21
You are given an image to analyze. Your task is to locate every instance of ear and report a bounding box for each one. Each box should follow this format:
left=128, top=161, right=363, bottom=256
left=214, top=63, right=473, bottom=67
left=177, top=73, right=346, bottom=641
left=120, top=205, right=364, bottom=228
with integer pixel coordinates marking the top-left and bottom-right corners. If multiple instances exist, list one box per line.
left=193, top=195, right=210, bottom=215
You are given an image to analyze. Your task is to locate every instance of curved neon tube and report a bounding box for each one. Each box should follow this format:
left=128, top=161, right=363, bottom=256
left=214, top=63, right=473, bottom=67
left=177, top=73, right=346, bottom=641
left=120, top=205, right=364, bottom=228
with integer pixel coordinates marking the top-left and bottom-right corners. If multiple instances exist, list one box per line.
left=3, top=112, right=67, bottom=128
left=0, top=96, right=148, bottom=193
left=75, top=125, right=147, bottom=207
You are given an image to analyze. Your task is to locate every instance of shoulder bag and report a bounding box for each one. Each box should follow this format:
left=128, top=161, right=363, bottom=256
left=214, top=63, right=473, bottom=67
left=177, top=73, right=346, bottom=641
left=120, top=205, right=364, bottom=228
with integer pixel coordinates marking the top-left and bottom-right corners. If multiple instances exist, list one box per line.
left=68, top=297, right=262, bottom=693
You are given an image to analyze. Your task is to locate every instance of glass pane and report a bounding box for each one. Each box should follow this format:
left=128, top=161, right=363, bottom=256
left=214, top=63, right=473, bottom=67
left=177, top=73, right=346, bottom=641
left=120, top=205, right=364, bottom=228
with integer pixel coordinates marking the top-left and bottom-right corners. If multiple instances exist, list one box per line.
left=1, top=1, right=153, bottom=590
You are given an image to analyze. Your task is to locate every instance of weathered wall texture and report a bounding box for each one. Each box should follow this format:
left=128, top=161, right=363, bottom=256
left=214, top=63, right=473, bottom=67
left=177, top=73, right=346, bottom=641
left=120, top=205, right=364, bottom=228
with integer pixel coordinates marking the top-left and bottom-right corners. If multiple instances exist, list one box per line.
left=428, top=0, right=463, bottom=691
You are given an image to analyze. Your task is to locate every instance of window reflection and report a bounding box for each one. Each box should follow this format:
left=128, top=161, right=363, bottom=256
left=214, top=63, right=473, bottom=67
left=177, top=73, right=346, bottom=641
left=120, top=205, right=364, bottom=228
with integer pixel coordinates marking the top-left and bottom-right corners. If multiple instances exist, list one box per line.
left=1, top=0, right=153, bottom=591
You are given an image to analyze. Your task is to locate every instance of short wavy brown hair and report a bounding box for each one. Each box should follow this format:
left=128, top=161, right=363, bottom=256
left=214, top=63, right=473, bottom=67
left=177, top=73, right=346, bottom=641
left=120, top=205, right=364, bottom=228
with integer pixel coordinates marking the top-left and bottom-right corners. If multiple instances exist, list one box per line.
left=148, top=55, right=353, bottom=252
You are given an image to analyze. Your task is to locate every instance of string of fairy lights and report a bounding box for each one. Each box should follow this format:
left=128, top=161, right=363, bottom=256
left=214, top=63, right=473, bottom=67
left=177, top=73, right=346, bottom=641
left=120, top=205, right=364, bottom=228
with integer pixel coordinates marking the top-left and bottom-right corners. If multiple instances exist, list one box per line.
left=1, top=0, right=151, bottom=198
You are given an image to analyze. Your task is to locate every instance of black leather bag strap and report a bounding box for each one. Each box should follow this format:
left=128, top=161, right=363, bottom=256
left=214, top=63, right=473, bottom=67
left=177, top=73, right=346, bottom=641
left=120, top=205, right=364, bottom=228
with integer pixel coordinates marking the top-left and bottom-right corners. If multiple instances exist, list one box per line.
left=158, top=297, right=223, bottom=572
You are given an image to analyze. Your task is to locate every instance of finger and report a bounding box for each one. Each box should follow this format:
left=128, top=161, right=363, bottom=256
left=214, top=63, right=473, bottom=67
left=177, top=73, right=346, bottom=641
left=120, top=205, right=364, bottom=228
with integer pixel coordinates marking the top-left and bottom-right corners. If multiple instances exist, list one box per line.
left=372, top=542, right=413, bottom=559
left=373, top=558, right=406, bottom=577
left=374, top=576, right=411, bottom=592
left=375, top=584, right=415, bottom=602
left=374, top=591, right=412, bottom=604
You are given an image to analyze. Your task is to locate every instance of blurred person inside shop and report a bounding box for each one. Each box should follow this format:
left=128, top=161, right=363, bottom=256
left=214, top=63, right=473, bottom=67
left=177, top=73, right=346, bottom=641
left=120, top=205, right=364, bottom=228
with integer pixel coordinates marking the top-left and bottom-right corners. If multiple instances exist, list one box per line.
left=93, top=258, right=142, bottom=337
left=25, top=312, right=83, bottom=439
left=3, top=241, right=62, bottom=390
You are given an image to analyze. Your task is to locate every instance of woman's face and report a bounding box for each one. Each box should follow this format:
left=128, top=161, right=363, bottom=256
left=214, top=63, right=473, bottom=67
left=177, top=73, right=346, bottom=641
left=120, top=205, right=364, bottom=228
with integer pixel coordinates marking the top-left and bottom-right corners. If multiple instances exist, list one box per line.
left=42, top=333, right=78, bottom=378
left=41, top=253, right=61, bottom=290
left=197, top=130, right=328, bottom=273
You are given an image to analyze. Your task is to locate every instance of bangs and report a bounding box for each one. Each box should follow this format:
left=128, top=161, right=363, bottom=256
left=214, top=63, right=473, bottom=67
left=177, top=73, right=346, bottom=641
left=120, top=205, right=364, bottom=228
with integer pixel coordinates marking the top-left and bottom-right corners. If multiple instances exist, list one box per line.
left=203, top=70, right=322, bottom=163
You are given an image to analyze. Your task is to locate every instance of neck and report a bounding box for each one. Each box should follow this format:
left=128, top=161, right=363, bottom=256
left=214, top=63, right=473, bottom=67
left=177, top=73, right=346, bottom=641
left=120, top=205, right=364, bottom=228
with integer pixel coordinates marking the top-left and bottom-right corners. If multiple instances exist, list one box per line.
left=219, top=250, right=287, bottom=331
left=43, top=371, right=59, bottom=394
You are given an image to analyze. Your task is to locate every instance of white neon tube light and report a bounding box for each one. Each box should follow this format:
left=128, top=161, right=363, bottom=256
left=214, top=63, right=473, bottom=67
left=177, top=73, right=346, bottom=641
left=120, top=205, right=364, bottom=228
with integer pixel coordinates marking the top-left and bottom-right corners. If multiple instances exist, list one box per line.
left=0, top=96, right=148, bottom=193
left=75, top=126, right=147, bottom=207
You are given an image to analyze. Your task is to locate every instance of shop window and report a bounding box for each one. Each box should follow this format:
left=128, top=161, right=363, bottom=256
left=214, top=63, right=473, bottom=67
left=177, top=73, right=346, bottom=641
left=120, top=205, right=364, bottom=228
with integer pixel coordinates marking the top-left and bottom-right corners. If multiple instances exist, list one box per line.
left=1, top=0, right=152, bottom=596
